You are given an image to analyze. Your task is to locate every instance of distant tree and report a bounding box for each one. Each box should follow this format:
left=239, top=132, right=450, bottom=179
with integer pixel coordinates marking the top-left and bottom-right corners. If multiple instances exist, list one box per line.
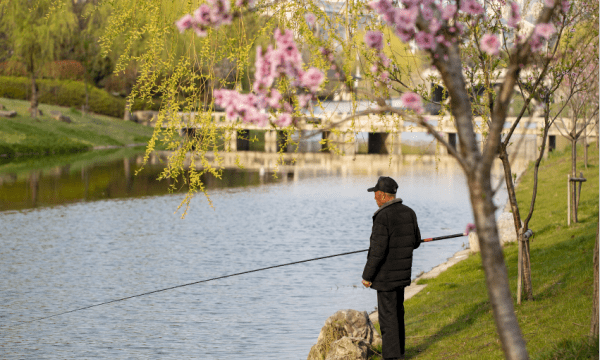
left=0, top=0, right=77, bottom=116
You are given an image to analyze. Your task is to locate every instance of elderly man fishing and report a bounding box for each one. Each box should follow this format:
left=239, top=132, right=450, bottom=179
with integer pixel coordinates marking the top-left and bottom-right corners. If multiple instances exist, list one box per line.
left=362, top=176, right=421, bottom=360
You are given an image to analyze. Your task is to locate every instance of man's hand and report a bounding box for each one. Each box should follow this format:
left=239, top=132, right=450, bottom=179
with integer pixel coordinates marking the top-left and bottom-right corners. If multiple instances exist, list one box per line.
left=362, top=279, right=372, bottom=288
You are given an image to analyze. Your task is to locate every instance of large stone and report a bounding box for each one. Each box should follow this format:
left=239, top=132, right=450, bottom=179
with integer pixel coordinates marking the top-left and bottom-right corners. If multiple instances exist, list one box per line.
left=325, top=337, right=373, bottom=360
left=307, top=309, right=381, bottom=360
left=497, top=212, right=519, bottom=244
left=49, top=111, right=72, bottom=123
left=0, top=110, right=17, bottom=118
left=469, top=212, right=520, bottom=253
left=468, top=232, right=480, bottom=253
left=132, top=110, right=158, bottom=125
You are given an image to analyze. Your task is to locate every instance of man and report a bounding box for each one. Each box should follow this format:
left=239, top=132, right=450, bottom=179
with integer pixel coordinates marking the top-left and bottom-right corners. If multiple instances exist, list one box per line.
left=362, top=176, right=421, bottom=360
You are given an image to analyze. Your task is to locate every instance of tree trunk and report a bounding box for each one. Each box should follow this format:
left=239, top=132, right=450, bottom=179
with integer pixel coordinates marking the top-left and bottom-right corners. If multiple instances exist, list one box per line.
left=468, top=173, right=529, bottom=360
left=499, top=146, right=533, bottom=303
left=592, top=221, right=599, bottom=337
left=571, top=139, right=577, bottom=223
left=29, top=73, right=39, bottom=118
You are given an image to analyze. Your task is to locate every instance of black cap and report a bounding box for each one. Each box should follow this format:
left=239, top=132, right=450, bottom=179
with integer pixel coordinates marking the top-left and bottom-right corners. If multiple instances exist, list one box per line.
left=367, top=176, right=398, bottom=194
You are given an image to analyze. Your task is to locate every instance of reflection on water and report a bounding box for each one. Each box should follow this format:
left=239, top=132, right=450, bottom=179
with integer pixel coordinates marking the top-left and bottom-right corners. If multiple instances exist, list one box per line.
left=0, top=149, right=531, bottom=359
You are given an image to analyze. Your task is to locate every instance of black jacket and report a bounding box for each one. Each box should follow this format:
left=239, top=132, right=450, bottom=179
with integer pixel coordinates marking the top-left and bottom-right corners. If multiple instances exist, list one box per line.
left=362, top=198, right=421, bottom=291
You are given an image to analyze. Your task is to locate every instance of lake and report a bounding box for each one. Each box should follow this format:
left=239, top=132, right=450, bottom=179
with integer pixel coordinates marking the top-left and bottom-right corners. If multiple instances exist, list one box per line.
left=0, top=149, right=519, bottom=359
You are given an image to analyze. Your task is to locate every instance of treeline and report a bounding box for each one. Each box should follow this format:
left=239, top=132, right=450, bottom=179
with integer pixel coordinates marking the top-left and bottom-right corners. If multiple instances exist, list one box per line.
left=0, top=0, right=272, bottom=118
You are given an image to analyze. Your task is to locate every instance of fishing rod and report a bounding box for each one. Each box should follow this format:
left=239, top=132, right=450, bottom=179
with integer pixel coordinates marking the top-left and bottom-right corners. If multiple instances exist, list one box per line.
left=4, top=231, right=470, bottom=328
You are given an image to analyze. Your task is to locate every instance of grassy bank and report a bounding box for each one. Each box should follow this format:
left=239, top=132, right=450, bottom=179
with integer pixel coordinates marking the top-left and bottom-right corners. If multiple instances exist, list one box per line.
left=0, top=98, right=154, bottom=158
left=372, top=145, right=598, bottom=359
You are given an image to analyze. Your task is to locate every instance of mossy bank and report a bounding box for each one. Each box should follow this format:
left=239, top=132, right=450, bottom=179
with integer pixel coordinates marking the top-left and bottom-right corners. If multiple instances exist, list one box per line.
left=0, top=98, right=155, bottom=158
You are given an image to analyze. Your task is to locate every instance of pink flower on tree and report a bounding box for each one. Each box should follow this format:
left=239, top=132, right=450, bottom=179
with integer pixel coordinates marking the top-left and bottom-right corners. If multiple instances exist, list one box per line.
left=400, top=92, right=423, bottom=114
left=507, top=2, right=521, bottom=28
left=305, top=13, right=316, bottom=27
left=301, top=68, right=325, bottom=92
left=365, top=31, right=384, bottom=50
left=464, top=223, right=476, bottom=235
left=394, top=8, right=418, bottom=30
left=480, top=34, right=500, bottom=55
left=534, top=23, right=556, bottom=40
left=175, top=14, right=193, bottom=33
left=415, top=31, right=436, bottom=50
left=460, top=0, right=484, bottom=15
left=441, top=4, right=457, bottom=20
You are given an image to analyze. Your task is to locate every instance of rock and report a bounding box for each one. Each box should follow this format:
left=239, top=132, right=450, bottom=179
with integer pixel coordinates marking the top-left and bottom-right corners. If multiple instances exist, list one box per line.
left=325, top=337, right=373, bottom=360
left=368, top=310, right=378, bottom=326
left=468, top=232, right=479, bottom=253
left=0, top=110, right=17, bottom=118
left=49, top=111, right=72, bottom=124
left=469, top=212, right=520, bottom=253
left=497, top=212, right=519, bottom=244
left=132, top=110, right=158, bottom=125
left=307, top=309, right=381, bottom=360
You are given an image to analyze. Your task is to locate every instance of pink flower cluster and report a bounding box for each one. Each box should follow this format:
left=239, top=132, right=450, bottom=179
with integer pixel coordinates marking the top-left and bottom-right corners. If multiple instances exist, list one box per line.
left=214, top=29, right=325, bottom=127
left=507, top=2, right=521, bottom=28
left=400, top=92, right=424, bottom=114
left=368, top=0, right=481, bottom=52
left=176, top=0, right=254, bottom=36
left=529, top=23, right=556, bottom=52
left=480, top=34, right=500, bottom=55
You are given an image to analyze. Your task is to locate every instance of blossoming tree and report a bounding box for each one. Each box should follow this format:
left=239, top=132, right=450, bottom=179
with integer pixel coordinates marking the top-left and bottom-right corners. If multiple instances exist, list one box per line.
left=100, top=0, right=586, bottom=357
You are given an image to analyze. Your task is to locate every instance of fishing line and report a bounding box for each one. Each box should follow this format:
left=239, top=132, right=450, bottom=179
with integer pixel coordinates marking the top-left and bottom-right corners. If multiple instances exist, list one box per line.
left=4, top=232, right=467, bottom=328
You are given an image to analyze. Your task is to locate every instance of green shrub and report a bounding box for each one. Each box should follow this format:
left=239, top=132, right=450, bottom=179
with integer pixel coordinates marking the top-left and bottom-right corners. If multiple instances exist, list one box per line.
left=0, top=76, right=161, bottom=118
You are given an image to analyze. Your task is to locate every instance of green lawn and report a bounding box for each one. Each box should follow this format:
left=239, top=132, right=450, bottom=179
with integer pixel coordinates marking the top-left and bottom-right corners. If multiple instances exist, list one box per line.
left=371, top=144, right=599, bottom=359
left=0, top=98, right=155, bottom=157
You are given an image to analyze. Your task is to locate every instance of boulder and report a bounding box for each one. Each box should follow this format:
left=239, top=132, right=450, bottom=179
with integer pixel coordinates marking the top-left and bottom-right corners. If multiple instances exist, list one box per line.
left=0, top=110, right=17, bottom=118
left=469, top=212, right=520, bottom=253
left=132, top=110, right=158, bottom=125
left=468, top=232, right=479, bottom=253
left=497, top=212, right=519, bottom=244
left=325, top=337, right=373, bottom=360
left=307, top=309, right=381, bottom=360
left=49, top=111, right=72, bottom=124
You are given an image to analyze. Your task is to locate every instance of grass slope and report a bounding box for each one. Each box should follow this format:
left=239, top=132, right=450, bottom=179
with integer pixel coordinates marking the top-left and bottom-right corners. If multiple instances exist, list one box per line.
left=0, top=98, right=154, bottom=158
left=372, top=145, right=599, bottom=360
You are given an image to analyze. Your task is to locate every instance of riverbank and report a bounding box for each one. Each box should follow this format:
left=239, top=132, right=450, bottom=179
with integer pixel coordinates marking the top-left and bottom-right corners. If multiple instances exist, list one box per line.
left=360, top=145, right=598, bottom=360
left=0, top=98, right=154, bottom=158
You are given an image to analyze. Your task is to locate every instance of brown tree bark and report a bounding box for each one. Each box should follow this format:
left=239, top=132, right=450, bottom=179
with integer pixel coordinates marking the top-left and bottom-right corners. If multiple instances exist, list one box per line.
left=571, top=138, right=578, bottom=223
left=592, top=221, right=599, bottom=337
left=29, top=72, right=39, bottom=118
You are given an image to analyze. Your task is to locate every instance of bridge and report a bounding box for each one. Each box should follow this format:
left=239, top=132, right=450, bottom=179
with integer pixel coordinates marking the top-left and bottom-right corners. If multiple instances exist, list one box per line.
left=176, top=110, right=571, bottom=157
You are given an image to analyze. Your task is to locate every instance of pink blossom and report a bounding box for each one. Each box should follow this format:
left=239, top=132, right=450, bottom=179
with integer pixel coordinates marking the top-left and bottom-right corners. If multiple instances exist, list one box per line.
left=191, top=24, right=208, bottom=37
left=275, top=113, right=293, bottom=127
left=442, top=4, right=457, bottom=20
left=429, top=18, right=442, bottom=33
left=534, top=23, right=556, bottom=39
left=365, top=31, right=384, bottom=50
left=507, top=2, right=521, bottom=28
left=298, top=94, right=313, bottom=108
left=394, top=8, right=417, bottom=30
left=415, top=31, right=436, bottom=50
left=421, top=6, right=434, bottom=21
left=561, top=0, right=570, bottom=13
left=305, top=13, right=316, bottom=27
left=544, top=0, right=554, bottom=7
left=461, top=0, right=484, bottom=15
left=400, top=92, right=423, bottom=113
left=480, top=34, right=500, bottom=55
left=530, top=36, right=543, bottom=52
left=301, top=68, right=325, bottom=93
left=194, top=4, right=212, bottom=26
left=395, top=27, right=415, bottom=42
left=175, top=14, right=194, bottom=33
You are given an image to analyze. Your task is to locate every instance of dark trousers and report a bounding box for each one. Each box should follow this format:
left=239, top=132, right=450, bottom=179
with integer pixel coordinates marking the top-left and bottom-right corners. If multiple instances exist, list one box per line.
left=377, top=287, right=405, bottom=359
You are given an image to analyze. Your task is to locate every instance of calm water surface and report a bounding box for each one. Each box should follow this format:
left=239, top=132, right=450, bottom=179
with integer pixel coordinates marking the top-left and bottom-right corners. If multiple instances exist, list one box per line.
left=0, top=152, right=510, bottom=359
